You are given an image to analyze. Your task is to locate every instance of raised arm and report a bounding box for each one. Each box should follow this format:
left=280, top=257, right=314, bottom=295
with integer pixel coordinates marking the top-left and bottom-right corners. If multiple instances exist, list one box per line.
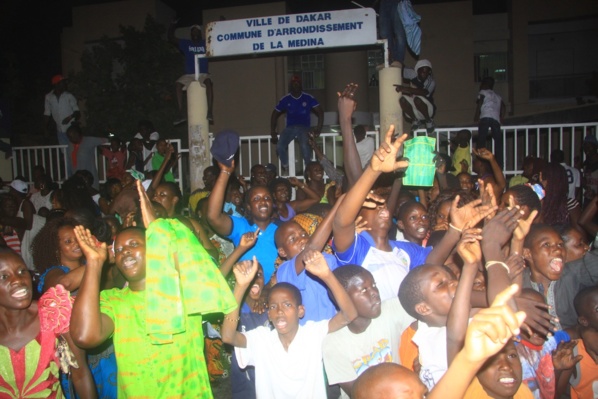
left=219, top=229, right=258, bottom=277
left=303, top=250, right=357, bottom=332
left=447, top=228, right=483, bottom=364
left=148, top=142, right=175, bottom=195
left=288, top=176, right=320, bottom=213
left=333, top=126, right=409, bottom=253
left=70, top=225, right=115, bottom=348
left=293, top=194, right=345, bottom=275
left=430, top=284, right=526, bottom=399
left=221, top=258, right=259, bottom=348
left=206, top=160, right=235, bottom=236
left=338, top=83, right=364, bottom=186
left=311, top=105, right=324, bottom=138
left=475, top=148, right=506, bottom=195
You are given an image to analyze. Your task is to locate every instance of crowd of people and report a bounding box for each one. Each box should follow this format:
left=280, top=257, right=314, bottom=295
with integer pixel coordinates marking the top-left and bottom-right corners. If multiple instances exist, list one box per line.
left=2, top=76, right=598, bottom=399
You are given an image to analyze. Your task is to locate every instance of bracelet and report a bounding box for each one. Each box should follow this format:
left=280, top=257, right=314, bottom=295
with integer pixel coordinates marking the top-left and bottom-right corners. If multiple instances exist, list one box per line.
left=221, top=170, right=231, bottom=176
left=449, top=223, right=462, bottom=233
left=224, top=315, right=240, bottom=323
left=300, top=185, right=305, bottom=189
left=485, top=261, right=510, bottom=274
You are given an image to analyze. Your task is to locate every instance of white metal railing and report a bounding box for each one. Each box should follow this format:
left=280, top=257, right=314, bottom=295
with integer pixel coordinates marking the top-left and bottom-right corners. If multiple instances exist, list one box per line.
left=11, top=123, right=597, bottom=193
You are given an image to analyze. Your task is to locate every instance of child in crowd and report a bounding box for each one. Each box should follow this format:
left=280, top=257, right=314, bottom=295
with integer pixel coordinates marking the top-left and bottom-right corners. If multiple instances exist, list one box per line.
left=474, top=77, right=506, bottom=167
left=151, top=138, right=176, bottom=182
left=451, top=129, right=472, bottom=176
left=221, top=251, right=358, bottom=398
left=521, top=224, right=598, bottom=329
left=352, top=284, right=527, bottom=399
left=322, top=265, right=414, bottom=397
left=100, top=137, right=127, bottom=180
left=566, top=285, right=598, bottom=398
left=275, top=195, right=345, bottom=323
left=70, top=181, right=236, bottom=398
left=395, top=199, right=430, bottom=246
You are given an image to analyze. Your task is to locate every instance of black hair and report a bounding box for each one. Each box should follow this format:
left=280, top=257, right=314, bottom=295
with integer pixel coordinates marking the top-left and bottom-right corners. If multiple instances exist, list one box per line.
left=396, top=200, right=426, bottom=222
left=116, top=226, right=146, bottom=241
left=65, top=207, right=112, bottom=243
left=268, top=282, right=302, bottom=306
left=31, top=217, right=79, bottom=273
left=101, top=178, right=122, bottom=200
left=540, top=163, right=569, bottom=226
left=550, top=149, right=565, bottom=164
left=269, top=177, right=292, bottom=196
left=398, top=264, right=437, bottom=320
left=354, top=125, right=367, bottom=140
left=481, top=76, right=495, bottom=89
left=274, top=220, right=302, bottom=248
left=523, top=224, right=557, bottom=249
left=333, top=265, right=371, bottom=291
left=158, top=182, right=183, bottom=214
left=574, top=285, right=598, bottom=317
left=507, top=185, right=541, bottom=213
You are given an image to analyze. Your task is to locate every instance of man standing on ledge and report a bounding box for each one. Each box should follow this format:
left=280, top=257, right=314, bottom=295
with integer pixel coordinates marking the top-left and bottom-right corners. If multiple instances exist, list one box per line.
left=271, top=75, right=323, bottom=175
left=169, top=22, right=213, bottom=126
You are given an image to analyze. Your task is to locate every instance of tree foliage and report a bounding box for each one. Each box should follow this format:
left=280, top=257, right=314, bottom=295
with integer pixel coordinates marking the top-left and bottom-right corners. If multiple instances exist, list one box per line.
left=72, top=15, right=181, bottom=139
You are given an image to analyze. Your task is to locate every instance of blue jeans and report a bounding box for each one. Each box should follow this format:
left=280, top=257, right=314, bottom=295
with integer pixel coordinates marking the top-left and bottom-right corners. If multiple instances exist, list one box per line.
left=277, top=125, right=312, bottom=167
left=477, top=117, right=503, bottom=168
left=379, top=0, right=407, bottom=63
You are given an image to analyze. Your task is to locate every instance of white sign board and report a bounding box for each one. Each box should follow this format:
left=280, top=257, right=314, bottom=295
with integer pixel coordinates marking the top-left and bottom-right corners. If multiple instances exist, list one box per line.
left=206, top=8, right=377, bottom=57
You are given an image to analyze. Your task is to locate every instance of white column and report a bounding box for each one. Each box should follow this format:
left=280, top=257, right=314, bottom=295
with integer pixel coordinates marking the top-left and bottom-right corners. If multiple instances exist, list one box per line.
left=187, top=80, right=209, bottom=191
left=378, top=66, right=403, bottom=138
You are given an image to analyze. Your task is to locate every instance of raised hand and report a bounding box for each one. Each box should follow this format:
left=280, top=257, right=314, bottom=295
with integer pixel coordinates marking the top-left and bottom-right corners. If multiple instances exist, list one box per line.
left=479, top=179, right=498, bottom=222
left=288, top=176, right=301, bottom=187
left=370, top=126, right=409, bottom=173
left=514, top=296, right=557, bottom=336
left=337, top=83, right=358, bottom=120
left=303, top=250, right=331, bottom=279
left=450, top=195, right=496, bottom=231
left=463, top=284, right=526, bottom=364
left=552, top=340, right=582, bottom=371
left=505, top=253, right=525, bottom=280
left=73, top=225, right=107, bottom=266
left=362, top=191, right=386, bottom=209
left=239, top=229, right=259, bottom=250
left=218, top=159, right=235, bottom=176
left=136, top=179, right=155, bottom=228
left=233, top=257, right=258, bottom=287
left=457, top=228, right=483, bottom=266
left=474, top=147, right=496, bottom=162
left=510, top=195, right=538, bottom=242
left=481, top=207, right=522, bottom=248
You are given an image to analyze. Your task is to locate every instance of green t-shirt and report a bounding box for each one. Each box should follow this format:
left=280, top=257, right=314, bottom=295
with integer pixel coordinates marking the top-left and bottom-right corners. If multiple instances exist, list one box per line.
left=151, top=153, right=175, bottom=182
left=100, top=287, right=211, bottom=398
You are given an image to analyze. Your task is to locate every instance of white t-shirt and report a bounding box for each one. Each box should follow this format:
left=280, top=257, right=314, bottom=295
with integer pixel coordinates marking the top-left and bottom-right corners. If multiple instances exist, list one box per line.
left=323, top=297, right=414, bottom=398
left=355, top=136, right=375, bottom=170
left=561, top=163, right=581, bottom=200
left=412, top=321, right=448, bottom=390
left=133, top=131, right=160, bottom=171
left=29, top=191, right=52, bottom=212
left=478, top=89, right=502, bottom=122
left=43, top=91, right=79, bottom=133
left=235, top=320, right=329, bottom=399
left=360, top=246, right=411, bottom=301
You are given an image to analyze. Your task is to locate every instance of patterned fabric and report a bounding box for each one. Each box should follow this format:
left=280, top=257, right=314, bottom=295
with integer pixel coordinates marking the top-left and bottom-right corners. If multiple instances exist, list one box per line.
left=145, top=218, right=237, bottom=344
left=0, top=331, right=63, bottom=399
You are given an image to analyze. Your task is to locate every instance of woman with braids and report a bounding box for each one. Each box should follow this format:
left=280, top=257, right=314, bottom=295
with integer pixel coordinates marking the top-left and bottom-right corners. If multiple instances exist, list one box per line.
left=31, top=216, right=118, bottom=399
left=541, top=162, right=581, bottom=228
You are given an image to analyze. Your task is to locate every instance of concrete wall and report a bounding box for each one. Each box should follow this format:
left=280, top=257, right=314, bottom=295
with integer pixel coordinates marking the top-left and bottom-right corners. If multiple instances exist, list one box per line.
left=511, top=0, right=598, bottom=116
left=61, top=0, right=175, bottom=75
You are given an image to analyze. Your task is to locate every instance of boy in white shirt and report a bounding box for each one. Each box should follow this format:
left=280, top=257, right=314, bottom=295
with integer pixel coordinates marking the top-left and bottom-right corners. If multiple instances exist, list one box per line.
left=474, top=76, right=506, bottom=167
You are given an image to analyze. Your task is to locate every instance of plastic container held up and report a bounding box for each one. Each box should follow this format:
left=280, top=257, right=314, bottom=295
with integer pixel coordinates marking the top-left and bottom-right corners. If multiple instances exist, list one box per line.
left=403, top=136, right=436, bottom=187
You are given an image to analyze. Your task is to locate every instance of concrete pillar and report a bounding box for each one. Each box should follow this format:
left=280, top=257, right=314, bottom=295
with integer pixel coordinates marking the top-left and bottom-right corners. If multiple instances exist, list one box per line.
left=187, top=81, right=210, bottom=192
left=378, top=66, right=403, bottom=137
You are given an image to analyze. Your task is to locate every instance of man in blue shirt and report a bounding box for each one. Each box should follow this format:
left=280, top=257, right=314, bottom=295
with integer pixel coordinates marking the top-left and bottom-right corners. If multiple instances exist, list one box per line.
left=270, top=75, right=323, bottom=175
left=169, top=22, right=213, bottom=126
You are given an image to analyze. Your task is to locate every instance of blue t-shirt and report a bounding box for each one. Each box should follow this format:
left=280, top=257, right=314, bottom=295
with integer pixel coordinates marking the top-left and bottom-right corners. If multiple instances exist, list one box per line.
left=178, top=38, right=208, bottom=74
left=277, top=253, right=339, bottom=325
left=274, top=92, right=319, bottom=127
left=227, top=215, right=278, bottom=283
left=332, top=231, right=431, bottom=301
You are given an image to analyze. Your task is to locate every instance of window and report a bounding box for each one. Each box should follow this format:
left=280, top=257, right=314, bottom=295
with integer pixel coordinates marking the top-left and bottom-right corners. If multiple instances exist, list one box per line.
left=287, top=54, right=325, bottom=90
left=474, top=53, right=508, bottom=82
left=367, top=49, right=384, bottom=86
